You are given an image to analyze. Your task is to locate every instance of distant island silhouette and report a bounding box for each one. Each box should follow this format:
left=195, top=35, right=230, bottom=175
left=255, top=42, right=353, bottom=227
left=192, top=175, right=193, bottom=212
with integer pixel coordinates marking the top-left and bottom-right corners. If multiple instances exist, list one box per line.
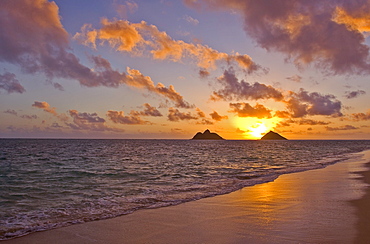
left=192, top=129, right=224, bottom=140
left=260, top=131, right=287, bottom=140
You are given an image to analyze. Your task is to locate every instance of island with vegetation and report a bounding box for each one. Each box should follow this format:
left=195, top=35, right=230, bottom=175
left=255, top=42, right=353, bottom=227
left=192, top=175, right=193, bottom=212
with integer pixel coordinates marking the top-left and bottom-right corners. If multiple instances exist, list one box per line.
left=192, top=129, right=224, bottom=140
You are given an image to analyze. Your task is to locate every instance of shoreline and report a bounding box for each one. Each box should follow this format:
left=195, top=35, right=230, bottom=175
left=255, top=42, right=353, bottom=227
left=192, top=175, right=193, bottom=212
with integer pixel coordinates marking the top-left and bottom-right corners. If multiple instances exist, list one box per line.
left=351, top=160, right=370, bottom=244
left=3, top=150, right=370, bottom=243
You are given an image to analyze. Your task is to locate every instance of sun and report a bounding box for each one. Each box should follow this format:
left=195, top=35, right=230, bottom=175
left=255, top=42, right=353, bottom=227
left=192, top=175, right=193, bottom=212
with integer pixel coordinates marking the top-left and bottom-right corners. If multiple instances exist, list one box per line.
left=249, top=122, right=268, bottom=138
left=233, top=117, right=278, bottom=139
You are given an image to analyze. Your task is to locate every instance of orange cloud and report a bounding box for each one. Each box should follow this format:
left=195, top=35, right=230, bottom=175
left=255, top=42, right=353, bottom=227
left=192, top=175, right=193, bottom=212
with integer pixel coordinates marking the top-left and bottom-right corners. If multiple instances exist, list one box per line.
left=333, top=7, right=370, bottom=33
left=125, top=66, right=193, bottom=108
left=350, top=110, right=370, bottom=121
left=32, top=101, right=69, bottom=121
left=32, top=101, right=57, bottom=115
left=210, top=111, right=228, bottom=121
left=75, top=19, right=260, bottom=72
left=325, top=125, right=359, bottom=131
left=229, top=103, right=272, bottom=119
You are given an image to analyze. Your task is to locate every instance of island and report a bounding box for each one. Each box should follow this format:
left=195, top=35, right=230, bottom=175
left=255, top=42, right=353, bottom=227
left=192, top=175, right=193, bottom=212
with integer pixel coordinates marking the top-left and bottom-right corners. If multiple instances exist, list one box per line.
left=260, top=131, right=287, bottom=140
left=192, top=129, right=224, bottom=140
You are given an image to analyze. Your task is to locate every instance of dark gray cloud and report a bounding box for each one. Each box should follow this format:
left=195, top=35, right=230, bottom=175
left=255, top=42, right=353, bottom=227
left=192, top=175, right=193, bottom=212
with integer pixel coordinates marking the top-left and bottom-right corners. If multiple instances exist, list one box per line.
left=4, top=109, right=18, bottom=116
left=0, top=1, right=192, bottom=108
left=211, top=68, right=283, bottom=101
left=107, top=110, right=150, bottom=125
left=186, top=0, right=370, bottom=75
left=285, top=89, right=343, bottom=118
left=0, top=72, right=25, bottom=94
left=344, top=90, right=366, bottom=99
left=131, top=103, right=163, bottom=117
left=68, top=110, right=122, bottom=131
left=20, top=114, right=38, bottom=120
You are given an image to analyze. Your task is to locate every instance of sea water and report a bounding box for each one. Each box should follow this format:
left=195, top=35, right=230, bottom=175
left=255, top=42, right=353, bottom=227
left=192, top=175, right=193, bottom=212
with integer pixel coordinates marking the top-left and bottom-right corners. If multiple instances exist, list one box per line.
left=1, top=139, right=370, bottom=240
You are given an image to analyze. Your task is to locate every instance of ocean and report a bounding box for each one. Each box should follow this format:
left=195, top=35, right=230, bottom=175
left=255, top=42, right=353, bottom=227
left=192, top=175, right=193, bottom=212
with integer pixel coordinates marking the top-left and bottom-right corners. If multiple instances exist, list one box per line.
left=1, top=139, right=370, bottom=240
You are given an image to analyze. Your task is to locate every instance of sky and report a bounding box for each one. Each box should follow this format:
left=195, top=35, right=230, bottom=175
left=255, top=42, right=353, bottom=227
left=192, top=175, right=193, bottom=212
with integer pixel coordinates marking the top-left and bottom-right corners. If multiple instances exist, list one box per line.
left=1, top=0, right=370, bottom=140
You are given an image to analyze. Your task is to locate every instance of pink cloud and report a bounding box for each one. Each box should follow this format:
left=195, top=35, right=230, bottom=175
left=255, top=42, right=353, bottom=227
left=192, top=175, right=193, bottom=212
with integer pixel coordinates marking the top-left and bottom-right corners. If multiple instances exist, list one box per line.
left=75, top=19, right=261, bottom=72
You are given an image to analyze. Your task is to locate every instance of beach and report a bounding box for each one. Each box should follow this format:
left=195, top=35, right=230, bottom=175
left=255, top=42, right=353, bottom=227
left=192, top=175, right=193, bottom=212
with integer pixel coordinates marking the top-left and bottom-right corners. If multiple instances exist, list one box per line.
left=4, top=150, right=370, bottom=244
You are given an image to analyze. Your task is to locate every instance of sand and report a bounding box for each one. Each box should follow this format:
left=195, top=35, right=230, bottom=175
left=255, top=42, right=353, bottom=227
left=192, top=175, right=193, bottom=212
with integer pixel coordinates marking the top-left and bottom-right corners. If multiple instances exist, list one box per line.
left=4, top=150, right=370, bottom=244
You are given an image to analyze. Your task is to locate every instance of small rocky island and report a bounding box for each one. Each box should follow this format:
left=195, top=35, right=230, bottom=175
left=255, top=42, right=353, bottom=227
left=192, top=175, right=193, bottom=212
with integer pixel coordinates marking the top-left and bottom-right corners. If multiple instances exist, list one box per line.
left=192, top=129, right=224, bottom=140
left=260, top=131, right=287, bottom=140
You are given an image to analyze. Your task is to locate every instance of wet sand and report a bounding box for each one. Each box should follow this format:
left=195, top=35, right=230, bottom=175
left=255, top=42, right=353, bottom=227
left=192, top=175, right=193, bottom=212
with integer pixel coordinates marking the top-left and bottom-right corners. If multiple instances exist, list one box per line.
left=4, top=150, right=370, bottom=244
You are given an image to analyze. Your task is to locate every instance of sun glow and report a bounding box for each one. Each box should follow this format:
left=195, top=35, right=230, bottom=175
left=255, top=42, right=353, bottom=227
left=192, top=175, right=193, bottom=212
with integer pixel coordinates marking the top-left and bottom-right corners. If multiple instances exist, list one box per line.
left=234, top=117, right=279, bottom=139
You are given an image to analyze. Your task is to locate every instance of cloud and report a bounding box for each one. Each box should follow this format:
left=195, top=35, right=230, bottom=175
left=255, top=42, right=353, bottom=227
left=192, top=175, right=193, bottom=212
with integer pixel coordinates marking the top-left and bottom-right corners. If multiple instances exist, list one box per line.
left=196, top=118, right=214, bottom=125
left=107, top=110, right=149, bottom=125
left=51, top=122, right=63, bottom=128
left=0, top=0, right=117, bottom=89
left=81, top=56, right=192, bottom=108
left=199, top=69, right=210, bottom=78
left=350, top=110, right=370, bottom=121
left=167, top=108, right=198, bottom=121
left=286, top=75, right=302, bottom=83
left=32, top=101, right=69, bottom=121
left=1, top=0, right=190, bottom=107
left=4, top=109, right=18, bottom=116
left=274, top=110, right=291, bottom=118
left=114, top=0, right=138, bottom=18
left=0, top=72, right=25, bottom=94
left=195, top=108, right=206, bottom=118
left=4, top=108, right=37, bottom=119
left=325, top=125, right=359, bottom=131
left=186, top=0, right=370, bottom=75
left=184, top=15, right=200, bottom=25
left=277, top=118, right=330, bottom=127
left=284, top=89, right=343, bottom=118
left=68, top=110, right=122, bottom=131
left=211, top=68, right=283, bottom=101
left=75, top=19, right=260, bottom=72
left=344, top=90, right=366, bottom=99
left=124, top=66, right=193, bottom=108
left=20, top=114, right=38, bottom=120
left=132, top=103, right=163, bottom=117
left=210, top=111, right=228, bottom=121
left=229, top=103, right=272, bottom=118
left=32, top=101, right=58, bottom=115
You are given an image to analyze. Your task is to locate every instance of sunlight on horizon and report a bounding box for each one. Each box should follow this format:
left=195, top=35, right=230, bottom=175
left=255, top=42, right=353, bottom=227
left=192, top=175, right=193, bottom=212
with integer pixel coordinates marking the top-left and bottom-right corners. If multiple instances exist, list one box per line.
left=234, top=117, right=280, bottom=139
